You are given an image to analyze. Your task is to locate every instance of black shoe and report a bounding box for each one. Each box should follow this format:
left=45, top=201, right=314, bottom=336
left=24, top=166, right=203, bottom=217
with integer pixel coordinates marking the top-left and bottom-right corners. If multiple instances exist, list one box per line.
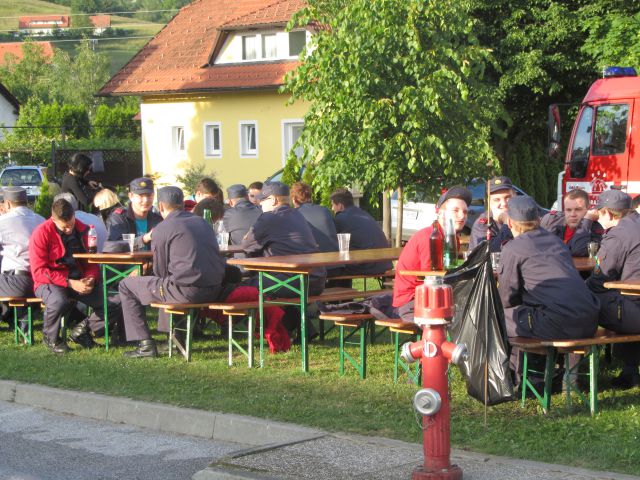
left=43, top=336, right=70, bottom=354
left=611, top=372, right=640, bottom=390
left=69, top=320, right=97, bottom=349
left=292, top=332, right=319, bottom=345
left=123, top=339, right=158, bottom=358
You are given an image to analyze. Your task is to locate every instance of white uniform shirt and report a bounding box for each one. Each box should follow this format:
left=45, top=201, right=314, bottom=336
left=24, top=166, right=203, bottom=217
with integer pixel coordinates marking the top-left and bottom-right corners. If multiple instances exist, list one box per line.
left=0, top=206, right=45, bottom=272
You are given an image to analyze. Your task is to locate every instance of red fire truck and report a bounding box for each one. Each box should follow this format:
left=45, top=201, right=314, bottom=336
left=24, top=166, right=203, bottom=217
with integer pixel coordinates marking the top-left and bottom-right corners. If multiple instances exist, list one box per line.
left=549, top=66, right=640, bottom=208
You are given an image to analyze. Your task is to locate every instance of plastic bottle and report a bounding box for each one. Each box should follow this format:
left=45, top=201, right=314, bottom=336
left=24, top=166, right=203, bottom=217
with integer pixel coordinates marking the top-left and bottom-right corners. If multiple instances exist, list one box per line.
left=87, top=225, right=98, bottom=254
left=429, top=219, right=444, bottom=271
left=203, top=208, right=212, bottom=224
left=443, top=214, right=458, bottom=269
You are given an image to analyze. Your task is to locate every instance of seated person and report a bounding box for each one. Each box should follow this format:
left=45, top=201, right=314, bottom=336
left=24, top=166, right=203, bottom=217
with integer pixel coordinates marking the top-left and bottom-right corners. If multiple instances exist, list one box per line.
left=223, top=184, right=262, bottom=246
left=194, top=177, right=224, bottom=208
left=55, top=193, right=107, bottom=253
left=192, top=197, right=224, bottom=221
left=586, top=189, right=640, bottom=388
left=248, top=181, right=263, bottom=206
left=330, top=188, right=392, bottom=276
left=498, top=196, right=600, bottom=377
left=94, top=188, right=122, bottom=224
left=469, top=176, right=516, bottom=252
left=29, top=199, right=123, bottom=353
left=105, top=177, right=162, bottom=251
left=540, top=189, right=603, bottom=256
left=393, top=186, right=471, bottom=320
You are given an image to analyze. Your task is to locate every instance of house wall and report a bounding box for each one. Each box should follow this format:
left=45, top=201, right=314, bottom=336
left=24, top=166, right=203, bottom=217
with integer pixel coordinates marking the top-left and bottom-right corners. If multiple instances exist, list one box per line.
left=0, top=94, right=18, bottom=141
left=140, top=90, right=307, bottom=191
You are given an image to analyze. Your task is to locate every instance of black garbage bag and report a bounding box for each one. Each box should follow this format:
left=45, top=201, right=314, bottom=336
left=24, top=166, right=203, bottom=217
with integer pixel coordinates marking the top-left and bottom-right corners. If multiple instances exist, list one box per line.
left=444, top=241, right=515, bottom=405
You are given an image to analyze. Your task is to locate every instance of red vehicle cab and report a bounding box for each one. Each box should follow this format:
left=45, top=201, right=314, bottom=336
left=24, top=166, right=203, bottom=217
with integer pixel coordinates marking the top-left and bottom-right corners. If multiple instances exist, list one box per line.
left=550, top=66, right=640, bottom=208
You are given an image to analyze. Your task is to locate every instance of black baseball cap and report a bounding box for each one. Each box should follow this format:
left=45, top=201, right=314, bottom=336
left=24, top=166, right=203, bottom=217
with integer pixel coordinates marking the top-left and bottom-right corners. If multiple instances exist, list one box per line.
left=595, top=189, right=631, bottom=210
left=255, top=182, right=289, bottom=201
left=489, top=176, right=514, bottom=194
left=436, top=186, right=472, bottom=209
left=157, top=186, right=184, bottom=205
left=3, top=186, right=27, bottom=203
left=130, top=177, right=154, bottom=195
left=227, top=184, right=248, bottom=199
left=507, top=196, right=538, bottom=221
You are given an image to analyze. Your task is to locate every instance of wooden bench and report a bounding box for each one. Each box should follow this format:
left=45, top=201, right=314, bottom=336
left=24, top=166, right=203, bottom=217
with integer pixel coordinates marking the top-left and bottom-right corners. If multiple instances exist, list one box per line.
left=511, top=329, right=640, bottom=415
left=375, top=318, right=421, bottom=384
left=0, top=297, right=72, bottom=347
left=327, top=270, right=395, bottom=290
left=318, top=313, right=375, bottom=379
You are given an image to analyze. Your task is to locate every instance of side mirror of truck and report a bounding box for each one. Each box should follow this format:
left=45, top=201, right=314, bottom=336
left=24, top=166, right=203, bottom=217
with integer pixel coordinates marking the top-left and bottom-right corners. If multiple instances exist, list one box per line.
left=548, top=104, right=562, bottom=159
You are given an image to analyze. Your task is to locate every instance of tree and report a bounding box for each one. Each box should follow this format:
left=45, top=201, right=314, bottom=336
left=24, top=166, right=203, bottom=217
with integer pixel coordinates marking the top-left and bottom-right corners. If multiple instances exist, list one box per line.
left=0, top=41, right=52, bottom=104
left=285, top=0, right=503, bottom=220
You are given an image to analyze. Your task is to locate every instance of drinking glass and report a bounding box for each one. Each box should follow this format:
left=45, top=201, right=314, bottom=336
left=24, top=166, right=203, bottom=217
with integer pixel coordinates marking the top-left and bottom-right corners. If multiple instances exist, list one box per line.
left=337, top=233, right=351, bottom=253
left=122, top=233, right=135, bottom=253
left=587, top=242, right=599, bottom=259
left=490, top=252, right=501, bottom=271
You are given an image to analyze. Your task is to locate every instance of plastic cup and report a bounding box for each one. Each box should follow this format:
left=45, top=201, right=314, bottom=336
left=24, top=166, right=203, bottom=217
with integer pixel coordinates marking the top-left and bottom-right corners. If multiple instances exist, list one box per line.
left=122, top=233, right=135, bottom=253
left=490, top=252, right=501, bottom=270
left=218, top=232, right=230, bottom=248
left=337, top=233, right=351, bottom=253
left=588, top=242, right=599, bottom=259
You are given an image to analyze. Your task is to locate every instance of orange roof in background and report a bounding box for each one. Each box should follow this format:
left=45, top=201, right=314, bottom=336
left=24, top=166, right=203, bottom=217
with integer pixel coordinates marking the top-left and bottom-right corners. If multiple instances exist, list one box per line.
left=99, top=0, right=305, bottom=96
left=0, top=42, right=55, bottom=66
left=19, top=15, right=70, bottom=29
left=89, top=15, right=111, bottom=28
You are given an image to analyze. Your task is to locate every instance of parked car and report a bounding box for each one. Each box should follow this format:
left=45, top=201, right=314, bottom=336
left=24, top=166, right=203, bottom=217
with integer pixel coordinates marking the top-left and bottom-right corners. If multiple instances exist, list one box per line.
left=0, top=165, right=49, bottom=202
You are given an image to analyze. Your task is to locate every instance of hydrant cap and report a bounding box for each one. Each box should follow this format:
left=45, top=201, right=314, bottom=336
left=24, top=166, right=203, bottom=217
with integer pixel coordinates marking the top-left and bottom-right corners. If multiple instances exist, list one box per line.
left=413, top=388, right=442, bottom=416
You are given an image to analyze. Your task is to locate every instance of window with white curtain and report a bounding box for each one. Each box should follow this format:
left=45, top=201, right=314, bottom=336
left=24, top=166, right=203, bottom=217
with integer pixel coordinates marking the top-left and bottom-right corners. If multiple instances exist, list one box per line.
left=240, top=121, right=257, bottom=157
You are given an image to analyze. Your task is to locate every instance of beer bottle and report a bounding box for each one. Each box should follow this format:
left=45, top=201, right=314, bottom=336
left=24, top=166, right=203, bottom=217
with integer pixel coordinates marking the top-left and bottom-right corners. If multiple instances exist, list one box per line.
left=203, top=208, right=212, bottom=224
left=443, top=215, right=458, bottom=269
left=429, top=219, right=444, bottom=271
left=87, top=225, right=98, bottom=254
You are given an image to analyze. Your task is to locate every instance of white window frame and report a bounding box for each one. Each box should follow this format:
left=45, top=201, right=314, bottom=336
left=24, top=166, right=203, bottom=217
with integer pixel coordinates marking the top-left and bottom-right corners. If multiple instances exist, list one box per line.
left=262, top=33, right=277, bottom=59
left=242, top=34, right=258, bottom=60
left=239, top=121, right=258, bottom=158
left=287, top=30, right=308, bottom=58
left=203, top=122, right=222, bottom=158
left=281, top=119, right=304, bottom=165
left=172, top=126, right=185, bottom=156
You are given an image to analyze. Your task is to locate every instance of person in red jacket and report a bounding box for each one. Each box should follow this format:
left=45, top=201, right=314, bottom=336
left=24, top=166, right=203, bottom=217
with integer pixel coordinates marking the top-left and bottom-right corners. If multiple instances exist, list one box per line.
left=29, top=198, right=123, bottom=354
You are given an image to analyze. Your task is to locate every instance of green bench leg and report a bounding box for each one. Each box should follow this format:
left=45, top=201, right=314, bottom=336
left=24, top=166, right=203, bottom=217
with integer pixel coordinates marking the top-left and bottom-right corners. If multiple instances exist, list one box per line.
left=393, top=331, right=421, bottom=384
left=338, top=322, right=368, bottom=379
left=227, top=312, right=255, bottom=368
left=168, top=309, right=195, bottom=362
left=521, top=348, right=556, bottom=413
left=589, top=346, right=599, bottom=415
left=14, top=305, right=33, bottom=346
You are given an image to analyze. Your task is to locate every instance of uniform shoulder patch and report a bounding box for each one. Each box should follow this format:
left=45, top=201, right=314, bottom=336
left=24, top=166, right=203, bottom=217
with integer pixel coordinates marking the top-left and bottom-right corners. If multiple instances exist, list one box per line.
left=478, top=218, right=488, bottom=225
left=114, top=208, right=124, bottom=214
left=549, top=210, right=557, bottom=215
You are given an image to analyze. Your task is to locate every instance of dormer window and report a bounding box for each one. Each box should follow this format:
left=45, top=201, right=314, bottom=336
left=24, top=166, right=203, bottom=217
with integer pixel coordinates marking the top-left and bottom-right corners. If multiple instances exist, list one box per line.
left=216, top=30, right=310, bottom=65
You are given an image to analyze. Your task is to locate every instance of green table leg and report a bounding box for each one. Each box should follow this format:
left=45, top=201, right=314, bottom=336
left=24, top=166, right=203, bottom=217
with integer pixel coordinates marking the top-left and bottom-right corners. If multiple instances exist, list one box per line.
left=101, top=263, right=142, bottom=351
left=590, top=345, right=599, bottom=415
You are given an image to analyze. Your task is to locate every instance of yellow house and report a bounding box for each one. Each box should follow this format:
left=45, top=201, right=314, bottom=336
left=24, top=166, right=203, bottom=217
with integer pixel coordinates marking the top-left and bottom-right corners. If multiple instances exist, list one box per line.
left=98, top=0, right=308, bottom=191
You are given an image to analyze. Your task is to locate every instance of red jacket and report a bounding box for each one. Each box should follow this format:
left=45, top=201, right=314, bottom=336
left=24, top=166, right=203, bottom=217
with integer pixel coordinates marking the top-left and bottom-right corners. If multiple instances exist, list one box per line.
left=29, top=217, right=99, bottom=291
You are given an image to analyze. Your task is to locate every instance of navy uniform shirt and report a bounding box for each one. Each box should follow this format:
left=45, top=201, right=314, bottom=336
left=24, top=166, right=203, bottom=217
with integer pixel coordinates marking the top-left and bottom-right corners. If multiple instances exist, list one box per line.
left=334, top=205, right=392, bottom=275
left=469, top=213, right=513, bottom=253
left=222, top=198, right=262, bottom=246
left=242, top=205, right=326, bottom=290
left=297, top=202, right=339, bottom=253
left=152, top=209, right=225, bottom=289
left=105, top=204, right=162, bottom=251
left=498, top=227, right=599, bottom=337
left=586, top=212, right=640, bottom=293
left=540, top=211, right=603, bottom=257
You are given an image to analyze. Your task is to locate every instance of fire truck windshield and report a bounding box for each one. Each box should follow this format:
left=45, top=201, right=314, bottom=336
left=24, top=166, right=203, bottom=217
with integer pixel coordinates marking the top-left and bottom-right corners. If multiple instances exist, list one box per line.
left=570, top=106, right=593, bottom=178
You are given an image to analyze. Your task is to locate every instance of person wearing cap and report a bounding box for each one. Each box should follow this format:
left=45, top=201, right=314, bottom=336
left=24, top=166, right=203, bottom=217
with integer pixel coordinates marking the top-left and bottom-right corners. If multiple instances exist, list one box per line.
left=586, top=189, right=640, bottom=388
left=105, top=177, right=162, bottom=252
left=242, top=182, right=326, bottom=338
left=29, top=199, right=123, bottom=354
left=499, top=196, right=599, bottom=380
left=469, top=176, right=517, bottom=252
left=392, top=186, right=471, bottom=319
left=118, top=186, right=226, bottom=358
left=222, top=184, right=262, bottom=247
left=540, top=189, right=603, bottom=257
left=55, top=193, right=107, bottom=253
left=330, top=188, right=392, bottom=278
left=0, top=187, right=45, bottom=329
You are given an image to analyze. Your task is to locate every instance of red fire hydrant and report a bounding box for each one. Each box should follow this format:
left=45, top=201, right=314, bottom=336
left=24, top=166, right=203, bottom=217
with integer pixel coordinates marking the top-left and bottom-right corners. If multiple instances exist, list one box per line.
left=401, top=275, right=467, bottom=480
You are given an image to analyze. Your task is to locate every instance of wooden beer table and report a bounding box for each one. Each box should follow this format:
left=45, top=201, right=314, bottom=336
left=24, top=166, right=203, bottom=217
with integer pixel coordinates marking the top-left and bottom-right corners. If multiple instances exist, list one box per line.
left=229, top=247, right=402, bottom=372
left=603, top=279, right=640, bottom=295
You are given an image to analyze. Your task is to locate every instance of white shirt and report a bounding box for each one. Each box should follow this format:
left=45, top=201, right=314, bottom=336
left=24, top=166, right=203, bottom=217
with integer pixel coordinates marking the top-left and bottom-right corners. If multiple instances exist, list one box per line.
left=0, top=206, right=45, bottom=272
left=75, top=211, right=107, bottom=253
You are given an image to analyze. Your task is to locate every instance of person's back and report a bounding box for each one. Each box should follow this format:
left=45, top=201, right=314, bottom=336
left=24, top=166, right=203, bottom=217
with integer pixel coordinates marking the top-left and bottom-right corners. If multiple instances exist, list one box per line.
left=297, top=202, right=338, bottom=253
left=0, top=199, right=45, bottom=273
left=223, top=184, right=262, bottom=246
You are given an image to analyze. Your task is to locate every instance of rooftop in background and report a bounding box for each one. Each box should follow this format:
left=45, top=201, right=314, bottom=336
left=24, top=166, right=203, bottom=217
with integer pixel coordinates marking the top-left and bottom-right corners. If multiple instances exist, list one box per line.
left=89, top=15, right=111, bottom=29
left=18, top=15, right=70, bottom=29
left=98, top=0, right=307, bottom=96
left=0, top=41, right=55, bottom=66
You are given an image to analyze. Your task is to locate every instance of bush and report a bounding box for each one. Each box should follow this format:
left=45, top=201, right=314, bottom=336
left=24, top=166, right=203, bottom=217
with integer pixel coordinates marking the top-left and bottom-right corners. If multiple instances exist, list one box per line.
left=175, top=164, right=218, bottom=196
left=33, top=176, right=54, bottom=218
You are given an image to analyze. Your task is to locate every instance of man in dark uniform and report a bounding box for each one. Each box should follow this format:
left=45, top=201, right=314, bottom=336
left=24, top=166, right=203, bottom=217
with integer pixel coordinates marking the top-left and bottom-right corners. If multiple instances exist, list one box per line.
left=586, top=189, right=640, bottom=388
left=105, top=177, right=162, bottom=251
left=242, top=182, right=325, bottom=338
left=223, top=184, right=262, bottom=246
left=330, top=188, right=392, bottom=276
left=540, top=189, right=603, bottom=257
left=469, top=176, right=516, bottom=253
left=119, top=186, right=225, bottom=358
left=29, top=199, right=123, bottom=353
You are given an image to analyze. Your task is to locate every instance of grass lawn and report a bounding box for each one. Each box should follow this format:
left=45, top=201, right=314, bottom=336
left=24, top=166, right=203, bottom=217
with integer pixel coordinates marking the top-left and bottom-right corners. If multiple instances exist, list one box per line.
left=1, top=306, right=639, bottom=477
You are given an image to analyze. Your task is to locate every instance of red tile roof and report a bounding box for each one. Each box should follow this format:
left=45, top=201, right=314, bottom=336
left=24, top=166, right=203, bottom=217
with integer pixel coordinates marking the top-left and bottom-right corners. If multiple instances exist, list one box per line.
left=18, top=15, right=70, bottom=29
left=89, top=15, right=111, bottom=28
left=221, top=0, right=306, bottom=29
left=98, top=0, right=305, bottom=96
left=0, top=42, right=55, bottom=66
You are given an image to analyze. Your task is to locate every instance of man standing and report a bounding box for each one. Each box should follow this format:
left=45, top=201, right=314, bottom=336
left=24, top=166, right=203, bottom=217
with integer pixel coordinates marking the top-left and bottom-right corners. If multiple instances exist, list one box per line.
left=119, top=187, right=225, bottom=358
left=29, top=199, right=122, bottom=353
left=468, top=176, right=516, bottom=252
left=223, top=184, right=262, bottom=246
left=540, top=189, right=603, bottom=256
left=393, top=187, right=471, bottom=320
left=105, top=177, right=162, bottom=251
left=586, top=189, right=640, bottom=388
left=330, top=188, right=392, bottom=276
left=0, top=187, right=45, bottom=327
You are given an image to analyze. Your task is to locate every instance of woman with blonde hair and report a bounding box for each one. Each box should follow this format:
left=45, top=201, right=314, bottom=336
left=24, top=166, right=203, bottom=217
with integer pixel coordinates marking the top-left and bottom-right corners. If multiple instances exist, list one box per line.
left=93, top=188, right=122, bottom=223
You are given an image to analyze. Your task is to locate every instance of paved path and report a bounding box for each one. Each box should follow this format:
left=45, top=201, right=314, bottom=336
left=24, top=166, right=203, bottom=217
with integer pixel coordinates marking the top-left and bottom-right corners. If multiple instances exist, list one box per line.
left=1, top=380, right=638, bottom=480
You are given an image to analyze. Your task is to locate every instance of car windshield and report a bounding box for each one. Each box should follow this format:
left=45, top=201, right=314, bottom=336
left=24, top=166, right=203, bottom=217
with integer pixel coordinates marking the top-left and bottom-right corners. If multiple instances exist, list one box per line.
left=0, top=169, right=41, bottom=186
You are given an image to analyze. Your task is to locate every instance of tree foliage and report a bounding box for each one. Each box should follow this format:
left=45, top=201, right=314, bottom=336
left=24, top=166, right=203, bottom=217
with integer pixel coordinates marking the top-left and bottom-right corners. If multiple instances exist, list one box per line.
left=93, top=103, right=141, bottom=139
left=285, top=0, right=503, bottom=201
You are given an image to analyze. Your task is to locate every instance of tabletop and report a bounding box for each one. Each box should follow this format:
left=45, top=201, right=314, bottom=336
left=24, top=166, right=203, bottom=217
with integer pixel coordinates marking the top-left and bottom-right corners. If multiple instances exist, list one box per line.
left=74, top=252, right=153, bottom=264
left=604, top=279, right=640, bottom=294
left=228, top=247, right=403, bottom=273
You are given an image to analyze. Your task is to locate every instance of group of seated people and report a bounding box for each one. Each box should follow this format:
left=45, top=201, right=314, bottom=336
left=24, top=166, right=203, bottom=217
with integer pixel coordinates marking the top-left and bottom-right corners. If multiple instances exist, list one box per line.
left=0, top=165, right=392, bottom=358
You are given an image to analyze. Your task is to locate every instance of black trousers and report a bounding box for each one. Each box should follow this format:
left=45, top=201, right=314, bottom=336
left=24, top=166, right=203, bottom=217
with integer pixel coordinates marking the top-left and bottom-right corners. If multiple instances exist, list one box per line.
left=595, top=291, right=640, bottom=367
left=119, top=276, right=221, bottom=342
left=35, top=283, right=122, bottom=342
left=0, top=273, right=34, bottom=323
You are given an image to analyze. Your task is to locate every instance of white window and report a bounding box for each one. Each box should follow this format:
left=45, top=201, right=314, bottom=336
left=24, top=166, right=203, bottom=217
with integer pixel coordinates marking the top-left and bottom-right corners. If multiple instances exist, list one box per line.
left=282, top=120, right=304, bottom=164
left=204, top=122, right=222, bottom=157
left=262, top=33, right=277, bottom=59
left=288, top=31, right=307, bottom=57
left=172, top=126, right=185, bottom=155
left=239, top=121, right=258, bottom=157
left=242, top=35, right=257, bottom=60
